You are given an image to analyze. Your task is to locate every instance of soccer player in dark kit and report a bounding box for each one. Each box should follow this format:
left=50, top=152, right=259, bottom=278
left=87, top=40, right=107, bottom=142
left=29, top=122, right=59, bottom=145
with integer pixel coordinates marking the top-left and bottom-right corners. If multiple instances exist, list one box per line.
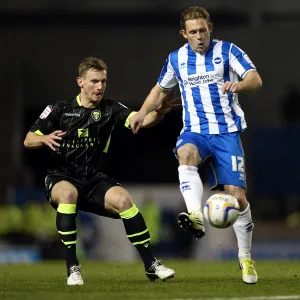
left=24, top=57, right=177, bottom=285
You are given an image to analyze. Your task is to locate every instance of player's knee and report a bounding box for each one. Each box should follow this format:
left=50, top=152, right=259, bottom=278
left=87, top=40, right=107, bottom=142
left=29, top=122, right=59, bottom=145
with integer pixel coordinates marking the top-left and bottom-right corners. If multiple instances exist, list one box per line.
left=177, top=145, right=199, bottom=165
left=117, top=195, right=134, bottom=213
left=57, top=190, right=78, bottom=204
left=108, top=194, right=133, bottom=213
left=234, top=193, right=248, bottom=211
left=224, top=186, right=248, bottom=211
left=238, top=197, right=249, bottom=211
left=235, top=195, right=248, bottom=211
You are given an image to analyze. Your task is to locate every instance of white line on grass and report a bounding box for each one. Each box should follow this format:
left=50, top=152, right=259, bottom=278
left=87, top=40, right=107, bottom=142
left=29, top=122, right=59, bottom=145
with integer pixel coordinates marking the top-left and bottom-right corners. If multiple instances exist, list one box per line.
left=172, top=296, right=300, bottom=300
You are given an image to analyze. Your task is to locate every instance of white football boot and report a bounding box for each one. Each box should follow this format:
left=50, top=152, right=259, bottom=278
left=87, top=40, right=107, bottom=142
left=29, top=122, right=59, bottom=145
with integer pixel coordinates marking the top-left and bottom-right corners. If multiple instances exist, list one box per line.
left=146, top=259, right=175, bottom=281
left=67, top=265, right=84, bottom=286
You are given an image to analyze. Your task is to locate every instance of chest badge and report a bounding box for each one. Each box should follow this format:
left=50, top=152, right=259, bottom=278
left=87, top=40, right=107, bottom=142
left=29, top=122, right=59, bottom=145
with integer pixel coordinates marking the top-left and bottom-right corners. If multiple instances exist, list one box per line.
left=91, top=110, right=101, bottom=121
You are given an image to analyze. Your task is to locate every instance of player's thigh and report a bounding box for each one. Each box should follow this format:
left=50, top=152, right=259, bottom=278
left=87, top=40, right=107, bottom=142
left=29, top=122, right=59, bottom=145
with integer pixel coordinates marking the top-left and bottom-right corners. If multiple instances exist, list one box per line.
left=174, top=132, right=211, bottom=165
left=210, top=132, right=246, bottom=189
left=45, top=175, right=79, bottom=208
left=78, top=174, right=123, bottom=218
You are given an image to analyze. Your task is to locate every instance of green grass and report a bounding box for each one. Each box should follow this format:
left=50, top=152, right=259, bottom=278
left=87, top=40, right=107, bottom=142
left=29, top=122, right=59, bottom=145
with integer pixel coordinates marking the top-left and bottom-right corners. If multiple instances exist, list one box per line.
left=1, top=260, right=300, bottom=300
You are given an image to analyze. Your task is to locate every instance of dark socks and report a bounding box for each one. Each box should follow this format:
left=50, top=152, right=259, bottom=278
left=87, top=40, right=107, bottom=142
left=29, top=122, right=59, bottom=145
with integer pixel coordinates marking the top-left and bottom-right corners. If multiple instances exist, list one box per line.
left=56, top=204, right=79, bottom=269
left=120, top=205, right=155, bottom=269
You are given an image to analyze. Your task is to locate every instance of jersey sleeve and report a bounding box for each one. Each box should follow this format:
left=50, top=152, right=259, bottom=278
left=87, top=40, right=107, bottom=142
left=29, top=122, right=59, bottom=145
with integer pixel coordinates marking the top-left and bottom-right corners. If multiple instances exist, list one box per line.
left=157, top=55, right=178, bottom=90
left=29, top=104, right=58, bottom=135
left=112, top=101, right=136, bottom=129
left=229, top=43, right=256, bottom=79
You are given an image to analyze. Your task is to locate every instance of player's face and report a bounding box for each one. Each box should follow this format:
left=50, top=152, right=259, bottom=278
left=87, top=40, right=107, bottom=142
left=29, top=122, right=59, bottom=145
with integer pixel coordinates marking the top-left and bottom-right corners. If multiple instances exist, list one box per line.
left=181, top=18, right=212, bottom=54
left=78, top=69, right=107, bottom=105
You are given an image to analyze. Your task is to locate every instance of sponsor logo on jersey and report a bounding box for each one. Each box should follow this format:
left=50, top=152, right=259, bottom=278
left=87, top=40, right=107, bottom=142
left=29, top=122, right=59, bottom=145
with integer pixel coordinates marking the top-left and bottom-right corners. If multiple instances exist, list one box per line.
left=64, top=112, right=81, bottom=117
left=61, top=137, right=101, bottom=149
left=180, top=62, right=186, bottom=69
left=39, top=105, right=52, bottom=119
left=183, top=73, right=221, bottom=87
left=78, top=128, right=89, bottom=138
left=91, top=110, right=101, bottom=121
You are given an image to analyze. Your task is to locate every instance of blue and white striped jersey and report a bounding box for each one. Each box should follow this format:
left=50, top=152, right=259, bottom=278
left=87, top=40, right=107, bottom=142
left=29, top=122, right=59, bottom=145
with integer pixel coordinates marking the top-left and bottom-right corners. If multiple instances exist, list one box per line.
left=158, top=39, right=256, bottom=134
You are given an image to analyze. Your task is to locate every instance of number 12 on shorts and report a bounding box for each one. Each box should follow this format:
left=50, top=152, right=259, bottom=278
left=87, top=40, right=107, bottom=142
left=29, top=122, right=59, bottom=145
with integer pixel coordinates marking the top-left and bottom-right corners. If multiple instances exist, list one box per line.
left=231, top=155, right=244, bottom=172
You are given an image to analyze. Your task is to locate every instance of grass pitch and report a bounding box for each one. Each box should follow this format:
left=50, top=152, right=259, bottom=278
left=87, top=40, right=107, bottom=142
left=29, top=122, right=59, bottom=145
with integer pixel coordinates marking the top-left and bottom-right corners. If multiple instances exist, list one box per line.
left=1, top=260, right=300, bottom=300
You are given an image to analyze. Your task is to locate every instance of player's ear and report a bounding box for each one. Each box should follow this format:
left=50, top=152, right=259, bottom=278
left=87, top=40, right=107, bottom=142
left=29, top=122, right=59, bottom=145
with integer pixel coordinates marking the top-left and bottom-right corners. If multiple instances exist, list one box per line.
left=180, top=29, right=188, bottom=40
left=208, top=23, right=213, bottom=34
left=76, top=77, right=83, bottom=88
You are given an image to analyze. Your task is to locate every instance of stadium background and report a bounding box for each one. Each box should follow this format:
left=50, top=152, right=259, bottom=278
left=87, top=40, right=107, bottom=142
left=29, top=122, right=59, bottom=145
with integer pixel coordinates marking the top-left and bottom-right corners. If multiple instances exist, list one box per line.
left=1, top=0, right=300, bottom=269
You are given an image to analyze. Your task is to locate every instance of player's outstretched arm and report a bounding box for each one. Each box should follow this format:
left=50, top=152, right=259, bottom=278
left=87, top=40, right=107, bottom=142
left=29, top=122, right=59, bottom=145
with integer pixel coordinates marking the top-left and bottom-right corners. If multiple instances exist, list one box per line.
left=130, top=84, right=169, bottom=133
left=24, top=130, right=66, bottom=151
left=222, top=70, right=262, bottom=94
left=141, top=90, right=181, bottom=128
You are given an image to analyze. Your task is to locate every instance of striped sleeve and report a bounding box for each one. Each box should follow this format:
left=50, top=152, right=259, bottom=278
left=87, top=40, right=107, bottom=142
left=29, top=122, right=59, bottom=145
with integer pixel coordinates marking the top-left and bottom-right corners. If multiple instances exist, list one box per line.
left=229, top=43, right=256, bottom=79
left=157, top=55, right=178, bottom=90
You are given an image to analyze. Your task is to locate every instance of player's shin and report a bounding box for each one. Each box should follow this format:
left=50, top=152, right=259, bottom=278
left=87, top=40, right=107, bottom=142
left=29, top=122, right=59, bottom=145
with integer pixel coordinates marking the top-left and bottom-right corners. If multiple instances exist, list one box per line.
left=233, top=203, right=254, bottom=260
left=120, top=204, right=154, bottom=269
left=178, top=165, right=203, bottom=212
left=56, top=204, right=79, bottom=268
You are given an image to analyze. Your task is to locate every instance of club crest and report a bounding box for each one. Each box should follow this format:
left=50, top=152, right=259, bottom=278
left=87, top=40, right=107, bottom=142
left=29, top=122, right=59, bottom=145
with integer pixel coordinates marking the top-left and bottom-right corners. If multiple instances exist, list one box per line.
left=91, top=110, right=101, bottom=121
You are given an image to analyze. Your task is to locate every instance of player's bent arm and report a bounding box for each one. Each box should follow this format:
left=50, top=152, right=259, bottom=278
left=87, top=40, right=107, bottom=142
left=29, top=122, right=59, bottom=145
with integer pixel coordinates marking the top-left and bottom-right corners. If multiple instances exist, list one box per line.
left=139, top=84, right=169, bottom=117
left=24, top=130, right=65, bottom=150
left=141, top=111, right=164, bottom=128
left=24, top=131, right=46, bottom=149
left=238, top=70, right=262, bottom=94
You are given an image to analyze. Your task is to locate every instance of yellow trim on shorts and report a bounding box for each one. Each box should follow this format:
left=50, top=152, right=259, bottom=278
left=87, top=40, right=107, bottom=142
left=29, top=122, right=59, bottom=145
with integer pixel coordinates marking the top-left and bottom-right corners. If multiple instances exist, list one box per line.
left=209, top=162, right=218, bottom=190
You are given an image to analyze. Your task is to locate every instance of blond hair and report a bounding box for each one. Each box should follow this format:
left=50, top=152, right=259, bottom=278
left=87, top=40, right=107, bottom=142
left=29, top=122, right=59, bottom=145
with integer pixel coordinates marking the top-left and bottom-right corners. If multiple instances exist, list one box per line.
left=180, top=6, right=212, bottom=30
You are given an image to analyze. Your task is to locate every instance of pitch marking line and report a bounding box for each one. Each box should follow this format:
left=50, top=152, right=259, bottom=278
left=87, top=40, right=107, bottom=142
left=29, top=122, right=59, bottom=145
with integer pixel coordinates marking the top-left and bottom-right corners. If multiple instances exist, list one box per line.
left=172, top=296, right=300, bottom=300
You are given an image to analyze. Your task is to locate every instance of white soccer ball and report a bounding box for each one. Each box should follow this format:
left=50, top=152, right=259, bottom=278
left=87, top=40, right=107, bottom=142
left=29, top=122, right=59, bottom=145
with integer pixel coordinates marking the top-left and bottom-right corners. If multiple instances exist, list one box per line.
left=203, top=193, right=240, bottom=228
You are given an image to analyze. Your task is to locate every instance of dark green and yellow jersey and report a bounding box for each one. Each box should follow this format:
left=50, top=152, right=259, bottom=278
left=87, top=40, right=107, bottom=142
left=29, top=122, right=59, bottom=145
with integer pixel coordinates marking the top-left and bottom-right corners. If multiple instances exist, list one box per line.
left=30, top=95, right=136, bottom=178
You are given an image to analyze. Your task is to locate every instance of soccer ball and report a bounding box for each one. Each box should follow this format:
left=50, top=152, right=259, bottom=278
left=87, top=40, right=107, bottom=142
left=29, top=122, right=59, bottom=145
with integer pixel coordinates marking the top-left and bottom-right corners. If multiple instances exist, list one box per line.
left=203, top=193, right=240, bottom=228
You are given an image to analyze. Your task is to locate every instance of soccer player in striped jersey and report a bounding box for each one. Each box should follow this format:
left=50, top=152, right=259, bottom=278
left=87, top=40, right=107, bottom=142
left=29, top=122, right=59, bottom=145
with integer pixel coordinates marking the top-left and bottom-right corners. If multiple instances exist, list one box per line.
left=130, top=7, right=262, bottom=284
left=24, top=57, right=175, bottom=285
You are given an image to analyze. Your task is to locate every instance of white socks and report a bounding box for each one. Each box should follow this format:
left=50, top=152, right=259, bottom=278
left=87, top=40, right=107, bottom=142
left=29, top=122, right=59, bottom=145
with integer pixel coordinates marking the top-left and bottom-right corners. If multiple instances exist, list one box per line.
left=178, top=165, right=203, bottom=213
left=233, top=203, right=254, bottom=260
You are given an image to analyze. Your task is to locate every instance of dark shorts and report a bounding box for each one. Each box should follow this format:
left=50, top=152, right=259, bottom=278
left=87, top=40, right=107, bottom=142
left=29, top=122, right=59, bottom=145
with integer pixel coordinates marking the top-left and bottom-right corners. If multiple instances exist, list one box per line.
left=45, top=173, right=121, bottom=219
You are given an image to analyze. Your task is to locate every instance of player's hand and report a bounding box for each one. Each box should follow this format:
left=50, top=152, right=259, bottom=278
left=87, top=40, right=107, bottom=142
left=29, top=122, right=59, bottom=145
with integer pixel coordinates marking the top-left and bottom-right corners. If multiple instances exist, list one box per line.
left=155, top=90, right=181, bottom=115
left=40, top=130, right=67, bottom=151
left=129, top=113, right=146, bottom=134
left=222, top=81, right=239, bottom=94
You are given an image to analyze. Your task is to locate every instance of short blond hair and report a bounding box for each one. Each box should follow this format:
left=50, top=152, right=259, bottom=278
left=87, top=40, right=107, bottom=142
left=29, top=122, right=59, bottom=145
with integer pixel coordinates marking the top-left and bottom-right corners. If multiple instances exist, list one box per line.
left=78, top=57, right=107, bottom=77
left=180, top=6, right=212, bottom=30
